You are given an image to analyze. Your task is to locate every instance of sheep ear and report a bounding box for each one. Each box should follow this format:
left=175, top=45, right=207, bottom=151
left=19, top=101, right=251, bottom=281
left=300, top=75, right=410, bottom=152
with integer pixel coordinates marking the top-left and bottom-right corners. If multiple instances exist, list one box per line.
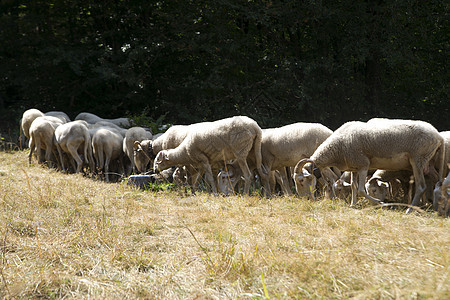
left=160, top=150, right=168, bottom=160
left=377, top=180, right=389, bottom=188
left=133, top=141, right=141, bottom=150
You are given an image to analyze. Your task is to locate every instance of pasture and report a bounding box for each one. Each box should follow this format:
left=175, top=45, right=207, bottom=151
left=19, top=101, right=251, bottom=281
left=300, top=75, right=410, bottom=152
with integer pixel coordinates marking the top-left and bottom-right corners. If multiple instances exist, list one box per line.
left=0, top=151, right=448, bottom=299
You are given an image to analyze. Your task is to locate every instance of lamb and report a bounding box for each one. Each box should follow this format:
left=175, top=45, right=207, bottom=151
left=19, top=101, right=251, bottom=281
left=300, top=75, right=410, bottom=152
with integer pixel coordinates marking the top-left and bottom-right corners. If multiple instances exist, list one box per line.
left=75, top=112, right=130, bottom=128
left=293, top=118, right=445, bottom=213
left=54, top=120, right=95, bottom=173
left=28, top=116, right=65, bottom=168
left=92, top=127, right=125, bottom=182
left=122, top=127, right=153, bottom=175
left=153, top=116, right=267, bottom=195
left=217, top=123, right=334, bottom=197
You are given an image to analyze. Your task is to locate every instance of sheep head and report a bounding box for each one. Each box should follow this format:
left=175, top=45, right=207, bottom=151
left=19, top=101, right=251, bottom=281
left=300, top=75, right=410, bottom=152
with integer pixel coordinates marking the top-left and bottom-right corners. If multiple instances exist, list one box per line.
left=365, top=178, right=390, bottom=202
left=333, top=178, right=351, bottom=199
left=217, top=164, right=240, bottom=195
left=153, top=150, right=171, bottom=172
left=133, top=140, right=153, bottom=173
left=293, top=159, right=317, bottom=200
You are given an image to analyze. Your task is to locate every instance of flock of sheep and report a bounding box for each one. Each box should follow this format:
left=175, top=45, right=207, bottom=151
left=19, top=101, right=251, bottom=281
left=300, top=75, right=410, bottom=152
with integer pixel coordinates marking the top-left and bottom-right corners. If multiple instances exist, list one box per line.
left=20, top=108, right=450, bottom=217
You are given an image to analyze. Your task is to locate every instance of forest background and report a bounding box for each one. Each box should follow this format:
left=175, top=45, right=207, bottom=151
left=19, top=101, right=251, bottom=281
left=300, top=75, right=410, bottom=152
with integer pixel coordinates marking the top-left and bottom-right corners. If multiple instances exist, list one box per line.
left=0, top=0, right=448, bottom=139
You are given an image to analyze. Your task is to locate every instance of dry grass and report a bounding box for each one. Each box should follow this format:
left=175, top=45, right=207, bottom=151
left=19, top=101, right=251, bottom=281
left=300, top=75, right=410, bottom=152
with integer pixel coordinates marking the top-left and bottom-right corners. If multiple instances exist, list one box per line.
left=0, top=151, right=449, bottom=299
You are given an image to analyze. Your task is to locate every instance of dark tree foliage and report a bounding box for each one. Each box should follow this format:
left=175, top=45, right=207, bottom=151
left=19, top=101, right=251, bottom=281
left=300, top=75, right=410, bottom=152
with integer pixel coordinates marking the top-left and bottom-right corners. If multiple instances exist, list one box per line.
left=0, top=0, right=448, bottom=132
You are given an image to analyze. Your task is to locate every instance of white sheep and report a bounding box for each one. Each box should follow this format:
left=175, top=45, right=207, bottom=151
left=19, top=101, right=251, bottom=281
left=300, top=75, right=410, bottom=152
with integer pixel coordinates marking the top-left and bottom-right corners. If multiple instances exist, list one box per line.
left=133, top=124, right=201, bottom=191
left=365, top=170, right=412, bottom=203
left=28, top=116, right=65, bottom=168
left=122, top=127, right=153, bottom=175
left=54, top=120, right=95, bottom=173
left=92, top=127, right=125, bottom=182
left=217, top=123, right=334, bottom=197
left=366, top=131, right=450, bottom=206
left=153, top=116, right=267, bottom=195
left=75, top=112, right=130, bottom=128
left=293, top=118, right=445, bottom=213
left=133, top=125, right=189, bottom=173
left=20, top=108, right=44, bottom=141
left=333, top=171, right=352, bottom=200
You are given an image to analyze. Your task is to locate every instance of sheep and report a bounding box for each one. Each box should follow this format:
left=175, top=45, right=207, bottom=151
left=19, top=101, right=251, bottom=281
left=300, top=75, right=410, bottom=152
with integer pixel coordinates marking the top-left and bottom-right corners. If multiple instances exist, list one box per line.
left=133, top=124, right=201, bottom=191
left=365, top=170, right=412, bottom=204
left=134, top=124, right=199, bottom=172
left=333, top=171, right=352, bottom=200
left=366, top=131, right=450, bottom=206
left=28, top=116, right=65, bottom=168
left=91, top=127, right=125, bottom=182
left=122, top=127, right=153, bottom=175
left=153, top=116, right=267, bottom=196
left=20, top=108, right=44, bottom=141
left=217, top=123, right=334, bottom=197
left=433, top=170, right=450, bottom=217
left=75, top=112, right=130, bottom=128
left=44, top=111, right=71, bottom=123
left=54, top=120, right=95, bottom=173
left=293, top=118, right=445, bottom=213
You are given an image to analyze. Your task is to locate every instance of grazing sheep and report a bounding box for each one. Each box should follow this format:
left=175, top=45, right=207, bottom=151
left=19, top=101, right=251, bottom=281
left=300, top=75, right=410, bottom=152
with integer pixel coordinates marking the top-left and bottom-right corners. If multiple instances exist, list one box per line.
left=365, top=170, right=412, bottom=203
left=218, top=123, right=334, bottom=197
left=75, top=112, right=130, bottom=128
left=367, top=131, right=449, bottom=207
left=133, top=124, right=202, bottom=191
left=20, top=108, right=44, bottom=140
left=123, top=127, right=153, bottom=175
left=133, top=139, right=154, bottom=174
left=333, top=171, right=352, bottom=200
left=293, top=118, right=445, bottom=213
left=28, top=116, right=65, bottom=167
left=153, top=116, right=267, bottom=196
left=54, top=121, right=95, bottom=173
left=92, top=127, right=125, bottom=182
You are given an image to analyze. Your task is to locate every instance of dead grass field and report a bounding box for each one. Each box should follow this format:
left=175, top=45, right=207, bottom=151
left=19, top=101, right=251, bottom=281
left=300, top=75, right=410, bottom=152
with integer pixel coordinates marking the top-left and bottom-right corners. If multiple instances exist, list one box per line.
left=0, top=151, right=449, bottom=299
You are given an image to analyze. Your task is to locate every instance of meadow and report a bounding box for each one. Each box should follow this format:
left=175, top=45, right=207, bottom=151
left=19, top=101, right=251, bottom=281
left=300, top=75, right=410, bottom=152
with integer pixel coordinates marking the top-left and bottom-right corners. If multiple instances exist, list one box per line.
left=0, top=151, right=448, bottom=299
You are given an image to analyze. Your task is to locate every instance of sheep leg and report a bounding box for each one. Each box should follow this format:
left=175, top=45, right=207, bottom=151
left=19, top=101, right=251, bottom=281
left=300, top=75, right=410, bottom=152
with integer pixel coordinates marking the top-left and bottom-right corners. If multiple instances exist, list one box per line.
left=104, top=155, right=111, bottom=182
left=44, top=143, right=54, bottom=168
left=56, top=144, right=66, bottom=172
left=28, top=136, right=35, bottom=164
left=201, top=162, right=217, bottom=195
left=406, top=159, right=427, bottom=213
left=350, top=172, right=358, bottom=206
left=278, top=168, right=293, bottom=196
left=67, top=144, right=83, bottom=173
left=236, top=158, right=252, bottom=195
left=269, top=171, right=276, bottom=193
left=321, top=167, right=339, bottom=199
left=35, top=138, right=44, bottom=164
